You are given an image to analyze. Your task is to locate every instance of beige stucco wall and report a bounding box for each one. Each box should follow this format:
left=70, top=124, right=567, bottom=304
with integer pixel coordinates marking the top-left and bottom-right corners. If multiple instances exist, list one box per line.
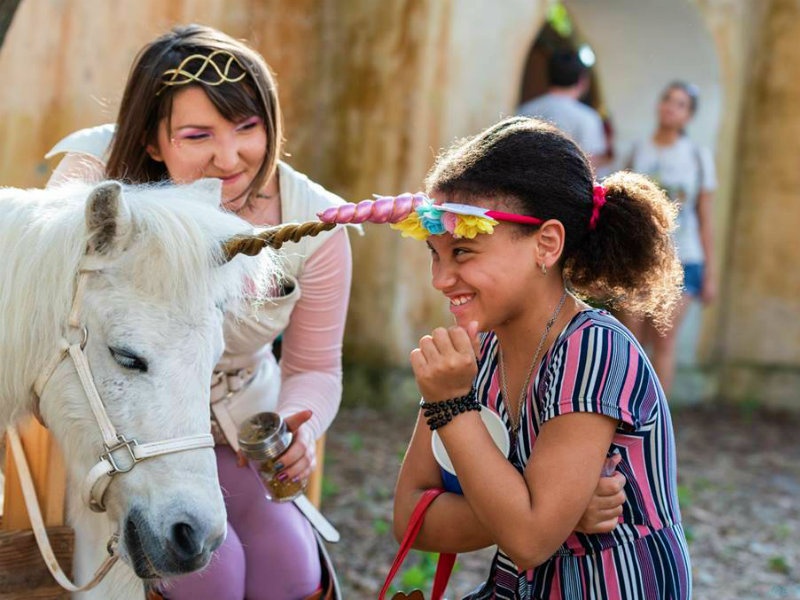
left=716, top=0, right=800, bottom=409
left=1, top=0, right=799, bottom=408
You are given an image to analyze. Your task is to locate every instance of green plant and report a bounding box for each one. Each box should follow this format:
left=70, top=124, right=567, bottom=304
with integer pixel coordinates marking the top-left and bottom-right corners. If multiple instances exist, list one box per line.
left=373, top=518, right=390, bottom=536
left=773, top=524, right=792, bottom=541
left=768, top=555, right=791, bottom=575
left=547, top=1, right=573, bottom=38
left=388, top=552, right=457, bottom=596
left=677, top=484, right=693, bottom=509
left=345, top=432, right=364, bottom=452
left=321, top=475, right=340, bottom=500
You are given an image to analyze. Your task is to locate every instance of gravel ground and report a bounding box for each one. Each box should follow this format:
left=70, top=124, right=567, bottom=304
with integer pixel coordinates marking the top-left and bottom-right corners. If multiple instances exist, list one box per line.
left=321, top=404, right=800, bottom=599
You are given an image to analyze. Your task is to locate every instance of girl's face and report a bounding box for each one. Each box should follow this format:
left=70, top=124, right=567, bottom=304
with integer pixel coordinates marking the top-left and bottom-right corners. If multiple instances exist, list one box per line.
left=427, top=202, right=542, bottom=331
left=657, top=87, right=694, bottom=131
left=147, top=86, right=268, bottom=212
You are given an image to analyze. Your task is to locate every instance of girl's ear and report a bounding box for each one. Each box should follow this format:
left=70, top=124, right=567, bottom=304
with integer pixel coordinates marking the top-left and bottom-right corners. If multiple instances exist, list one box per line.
left=536, top=220, right=566, bottom=270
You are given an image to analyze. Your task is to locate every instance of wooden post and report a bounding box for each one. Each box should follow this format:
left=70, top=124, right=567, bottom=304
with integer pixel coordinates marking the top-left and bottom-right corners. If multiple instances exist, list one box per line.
left=306, top=435, right=326, bottom=509
left=0, top=528, right=73, bottom=600
left=2, top=418, right=66, bottom=530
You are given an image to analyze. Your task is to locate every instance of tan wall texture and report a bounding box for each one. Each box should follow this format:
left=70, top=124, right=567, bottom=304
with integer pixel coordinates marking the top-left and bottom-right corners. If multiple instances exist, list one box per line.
left=1, top=0, right=799, bottom=408
left=716, top=0, right=800, bottom=408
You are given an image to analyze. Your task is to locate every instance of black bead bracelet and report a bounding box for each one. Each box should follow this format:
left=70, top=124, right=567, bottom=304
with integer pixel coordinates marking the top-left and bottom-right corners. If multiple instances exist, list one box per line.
left=420, top=388, right=481, bottom=431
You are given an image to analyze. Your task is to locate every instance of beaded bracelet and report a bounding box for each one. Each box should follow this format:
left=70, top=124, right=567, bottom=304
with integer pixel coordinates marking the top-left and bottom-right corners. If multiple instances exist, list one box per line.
left=420, top=388, right=481, bottom=431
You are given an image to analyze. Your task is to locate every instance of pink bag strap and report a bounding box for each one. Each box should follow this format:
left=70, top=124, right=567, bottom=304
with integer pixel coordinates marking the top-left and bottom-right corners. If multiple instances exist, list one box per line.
left=379, top=489, right=456, bottom=600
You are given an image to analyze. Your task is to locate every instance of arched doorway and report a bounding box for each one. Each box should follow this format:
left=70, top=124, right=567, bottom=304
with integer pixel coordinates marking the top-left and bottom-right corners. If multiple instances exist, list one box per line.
left=517, top=0, right=723, bottom=400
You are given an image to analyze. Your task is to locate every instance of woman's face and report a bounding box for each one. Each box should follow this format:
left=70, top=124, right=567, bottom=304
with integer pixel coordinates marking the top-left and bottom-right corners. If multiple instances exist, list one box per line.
left=147, top=86, right=268, bottom=212
left=426, top=198, right=542, bottom=332
left=657, top=87, right=694, bottom=132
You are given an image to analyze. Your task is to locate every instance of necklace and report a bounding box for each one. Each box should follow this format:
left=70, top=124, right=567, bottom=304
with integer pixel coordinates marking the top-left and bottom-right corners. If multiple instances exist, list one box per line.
left=499, top=289, right=568, bottom=432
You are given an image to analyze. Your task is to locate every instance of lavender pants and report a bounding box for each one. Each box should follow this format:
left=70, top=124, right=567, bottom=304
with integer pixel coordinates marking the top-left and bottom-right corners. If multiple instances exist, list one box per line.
left=162, top=446, right=321, bottom=600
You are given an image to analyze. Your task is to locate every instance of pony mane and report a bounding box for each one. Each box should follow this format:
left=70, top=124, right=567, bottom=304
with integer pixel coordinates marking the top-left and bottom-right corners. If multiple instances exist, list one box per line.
left=0, top=181, right=271, bottom=426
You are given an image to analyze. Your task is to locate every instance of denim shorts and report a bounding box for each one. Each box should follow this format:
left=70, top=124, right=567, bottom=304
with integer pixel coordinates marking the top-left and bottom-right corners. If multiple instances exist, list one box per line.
left=683, top=263, right=704, bottom=297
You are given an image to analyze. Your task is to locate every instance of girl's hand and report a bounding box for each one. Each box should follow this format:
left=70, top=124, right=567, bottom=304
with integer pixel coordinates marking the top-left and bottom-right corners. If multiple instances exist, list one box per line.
left=575, top=454, right=627, bottom=534
left=410, top=322, right=481, bottom=403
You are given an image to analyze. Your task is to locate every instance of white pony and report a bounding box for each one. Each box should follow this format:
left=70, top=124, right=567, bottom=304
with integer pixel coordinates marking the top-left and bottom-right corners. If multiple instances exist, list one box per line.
left=0, top=179, right=272, bottom=599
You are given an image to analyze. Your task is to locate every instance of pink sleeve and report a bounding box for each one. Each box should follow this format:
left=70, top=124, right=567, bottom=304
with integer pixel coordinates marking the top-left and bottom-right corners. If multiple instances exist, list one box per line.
left=276, top=228, right=352, bottom=440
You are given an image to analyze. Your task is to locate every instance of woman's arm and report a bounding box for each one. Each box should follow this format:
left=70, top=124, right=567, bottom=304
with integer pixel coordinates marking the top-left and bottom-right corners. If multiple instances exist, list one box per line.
left=277, top=228, right=351, bottom=438
left=274, top=228, right=351, bottom=480
left=696, top=189, right=716, bottom=303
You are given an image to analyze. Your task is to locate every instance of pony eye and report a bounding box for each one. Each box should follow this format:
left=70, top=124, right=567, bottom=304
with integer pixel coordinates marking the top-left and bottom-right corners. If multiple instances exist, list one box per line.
left=109, top=347, right=148, bottom=372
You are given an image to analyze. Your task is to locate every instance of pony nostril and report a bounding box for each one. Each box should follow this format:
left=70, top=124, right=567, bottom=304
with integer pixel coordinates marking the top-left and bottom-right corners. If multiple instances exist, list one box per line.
left=171, top=521, right=201, bottom=559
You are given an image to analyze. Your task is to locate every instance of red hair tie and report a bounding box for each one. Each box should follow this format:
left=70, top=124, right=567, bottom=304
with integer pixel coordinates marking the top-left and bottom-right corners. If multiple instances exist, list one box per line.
left=589, top=184, right=607, bottom=231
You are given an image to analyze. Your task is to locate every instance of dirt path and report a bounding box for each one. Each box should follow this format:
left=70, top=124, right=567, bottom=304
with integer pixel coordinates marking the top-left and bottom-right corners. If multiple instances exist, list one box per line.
left=322, top=405, right=800, bottom=599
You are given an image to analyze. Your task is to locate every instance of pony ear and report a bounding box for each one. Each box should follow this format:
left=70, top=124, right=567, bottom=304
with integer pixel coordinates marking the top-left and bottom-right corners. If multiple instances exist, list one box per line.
left=85, top=181, right=133, bottom=255
left=185, top=178, right=223, bottom=207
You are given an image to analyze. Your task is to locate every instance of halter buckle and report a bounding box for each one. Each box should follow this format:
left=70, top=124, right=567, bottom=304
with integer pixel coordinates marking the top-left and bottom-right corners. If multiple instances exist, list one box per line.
left=101, top=434, right=140, bottom=475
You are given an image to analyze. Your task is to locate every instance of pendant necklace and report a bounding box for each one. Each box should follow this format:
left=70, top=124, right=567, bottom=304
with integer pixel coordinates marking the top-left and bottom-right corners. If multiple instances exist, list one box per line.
left=499, top=289, right=568, bottom=432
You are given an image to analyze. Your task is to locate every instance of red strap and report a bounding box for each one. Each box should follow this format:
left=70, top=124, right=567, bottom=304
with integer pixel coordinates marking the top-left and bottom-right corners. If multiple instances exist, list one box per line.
left=431, top=551, right=456, bottom=599
left=379, top=489, right=456, bottom=600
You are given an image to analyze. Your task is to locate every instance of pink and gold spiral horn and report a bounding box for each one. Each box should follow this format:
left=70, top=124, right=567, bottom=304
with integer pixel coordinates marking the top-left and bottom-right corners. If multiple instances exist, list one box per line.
left=317, top=192, right=427, bottom=225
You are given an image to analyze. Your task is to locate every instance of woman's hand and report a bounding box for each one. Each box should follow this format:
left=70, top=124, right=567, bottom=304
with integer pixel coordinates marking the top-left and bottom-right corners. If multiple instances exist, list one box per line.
left=239, top=410, right=316, bottom=482
left=276, top=410, right=316, bottom=482
left=575, top=454, right=627, bottom=534
left=410, top=322, right=481, bottom=403
left=701, top=267, right=717, bottom=304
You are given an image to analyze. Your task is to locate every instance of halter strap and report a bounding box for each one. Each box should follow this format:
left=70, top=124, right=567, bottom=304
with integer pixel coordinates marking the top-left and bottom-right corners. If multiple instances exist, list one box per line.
left=20, top=248, right=217, bottom=591
left=6, top=426, right=119, bottom=592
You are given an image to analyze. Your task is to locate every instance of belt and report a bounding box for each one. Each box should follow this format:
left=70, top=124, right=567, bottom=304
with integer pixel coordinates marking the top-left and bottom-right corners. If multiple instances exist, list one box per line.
left=209, top=366, right=258, bottom=447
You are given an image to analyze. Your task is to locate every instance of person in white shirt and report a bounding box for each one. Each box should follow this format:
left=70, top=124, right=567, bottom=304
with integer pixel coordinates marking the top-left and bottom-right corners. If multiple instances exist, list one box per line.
left=624, top=81, right=717, bottom=396
left=517, top=51, right=610, bottom=169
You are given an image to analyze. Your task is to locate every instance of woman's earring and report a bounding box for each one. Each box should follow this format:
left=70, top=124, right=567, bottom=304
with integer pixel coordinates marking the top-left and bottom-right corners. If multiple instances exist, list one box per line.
left=541, top=263, right=547, bottom=275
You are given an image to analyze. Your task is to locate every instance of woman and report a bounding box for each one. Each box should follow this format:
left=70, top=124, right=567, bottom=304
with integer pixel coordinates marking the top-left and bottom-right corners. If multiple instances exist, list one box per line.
left=624, top=81, right=717, bottom=396
left=48, top=24, right=351, bottom=600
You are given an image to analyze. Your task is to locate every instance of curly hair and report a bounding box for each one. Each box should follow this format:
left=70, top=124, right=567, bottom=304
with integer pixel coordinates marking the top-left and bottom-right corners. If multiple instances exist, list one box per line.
left=425, top=117, right=683, bottom=330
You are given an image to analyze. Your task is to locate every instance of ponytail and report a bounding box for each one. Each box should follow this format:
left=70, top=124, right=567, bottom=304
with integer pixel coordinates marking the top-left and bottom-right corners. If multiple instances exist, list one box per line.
left=565, top=171, right=683, bottom=330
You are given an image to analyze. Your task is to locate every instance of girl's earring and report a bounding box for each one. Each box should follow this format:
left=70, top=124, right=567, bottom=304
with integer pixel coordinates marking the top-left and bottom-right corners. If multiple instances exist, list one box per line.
left=540, top=263, right=547, bottom=275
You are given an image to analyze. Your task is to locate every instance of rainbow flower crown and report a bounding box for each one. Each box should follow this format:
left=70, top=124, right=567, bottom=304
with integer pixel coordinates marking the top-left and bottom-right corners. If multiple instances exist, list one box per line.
left=317, top=193, right=544, bottom=240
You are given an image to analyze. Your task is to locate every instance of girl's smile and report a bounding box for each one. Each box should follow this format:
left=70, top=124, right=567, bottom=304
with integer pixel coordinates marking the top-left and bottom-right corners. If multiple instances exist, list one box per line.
left=427, top=213, right=542, bottom=332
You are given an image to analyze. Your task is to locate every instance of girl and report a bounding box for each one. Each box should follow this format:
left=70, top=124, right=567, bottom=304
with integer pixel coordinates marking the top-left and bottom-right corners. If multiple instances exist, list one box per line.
left=624, top=81, right=717, bottom=395
left=390, top=117, right=690, bottom=599
left=47, top=25, right=350, bottom=600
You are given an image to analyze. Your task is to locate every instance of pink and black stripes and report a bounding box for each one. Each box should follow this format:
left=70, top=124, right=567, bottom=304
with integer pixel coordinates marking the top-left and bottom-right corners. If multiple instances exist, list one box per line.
left=464, top=310, right=691, bottom=600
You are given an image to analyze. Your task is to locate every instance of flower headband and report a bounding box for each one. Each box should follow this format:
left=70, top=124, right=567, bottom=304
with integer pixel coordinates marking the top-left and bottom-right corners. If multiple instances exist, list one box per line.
left=317, top=193, right=543, bottom=240
left=317, top=186, right=608, bottom=239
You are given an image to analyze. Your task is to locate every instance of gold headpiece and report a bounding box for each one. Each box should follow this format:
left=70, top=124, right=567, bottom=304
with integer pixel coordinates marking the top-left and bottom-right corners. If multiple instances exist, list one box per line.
left=157, top=50, right=247, bottom=95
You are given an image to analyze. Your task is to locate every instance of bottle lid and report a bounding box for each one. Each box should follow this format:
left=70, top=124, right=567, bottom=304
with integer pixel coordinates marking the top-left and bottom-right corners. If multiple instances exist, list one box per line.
left=238, top=412, right=292, bottom=460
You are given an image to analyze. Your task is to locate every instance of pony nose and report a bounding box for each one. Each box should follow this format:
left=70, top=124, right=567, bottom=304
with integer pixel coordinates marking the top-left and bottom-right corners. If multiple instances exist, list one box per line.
left=168, top=518, right=223, bottom=565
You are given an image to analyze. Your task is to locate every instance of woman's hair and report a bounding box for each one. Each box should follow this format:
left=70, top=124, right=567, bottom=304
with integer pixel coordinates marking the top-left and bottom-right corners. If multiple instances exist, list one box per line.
left=106, top=24, right=283, bottom=204
left=661, top=81, right=699, bottom=115
left=425, top=117, right=683, bottom=329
